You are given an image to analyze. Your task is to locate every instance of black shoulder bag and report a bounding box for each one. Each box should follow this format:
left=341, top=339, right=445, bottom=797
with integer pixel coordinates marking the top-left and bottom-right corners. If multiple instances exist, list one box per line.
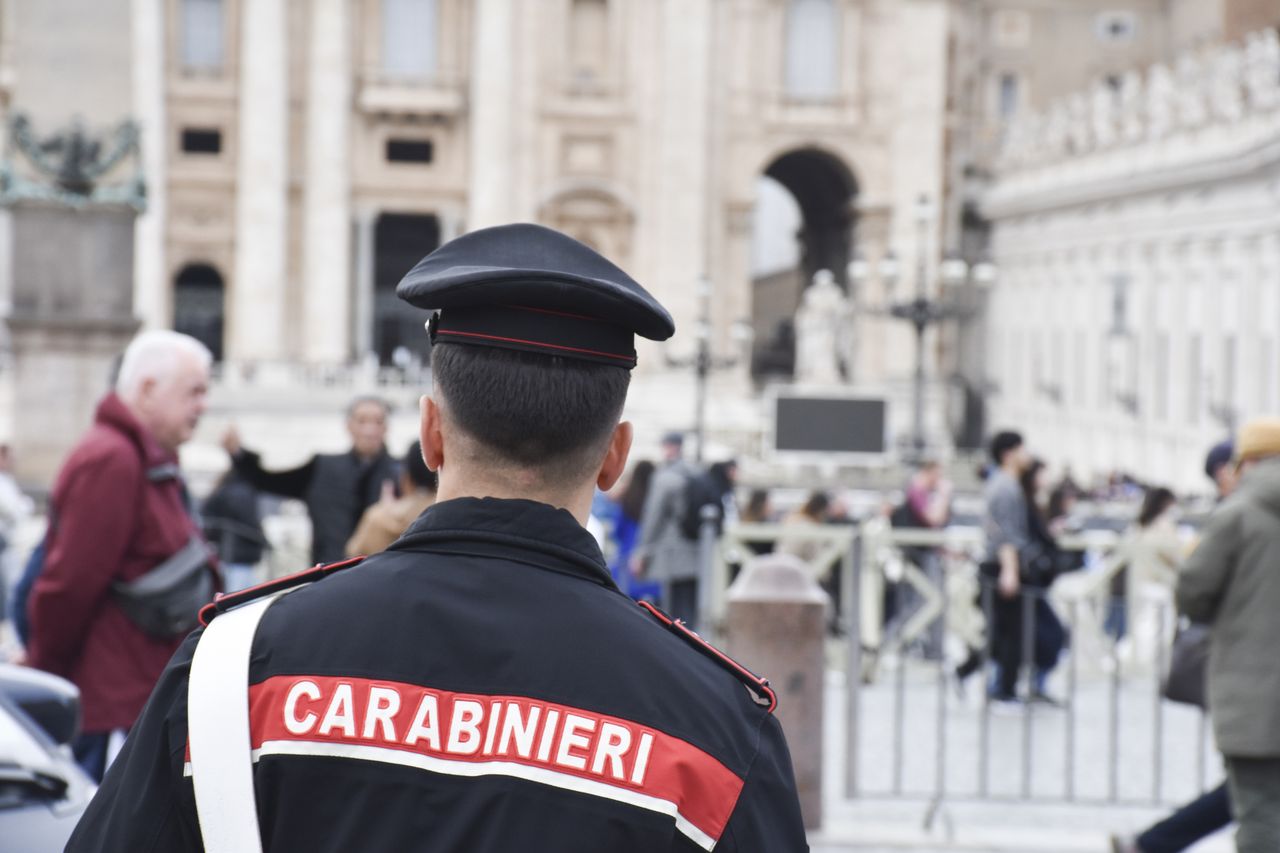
left=110, top=464, right=217, bottom=638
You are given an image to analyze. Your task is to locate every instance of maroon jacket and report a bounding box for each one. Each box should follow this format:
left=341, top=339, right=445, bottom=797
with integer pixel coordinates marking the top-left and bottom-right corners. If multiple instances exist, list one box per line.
left=28, top=393, right=210, bottom=733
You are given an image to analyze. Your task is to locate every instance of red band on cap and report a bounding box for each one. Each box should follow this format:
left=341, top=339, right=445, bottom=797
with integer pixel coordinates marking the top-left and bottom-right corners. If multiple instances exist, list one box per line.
left=431, top=305, right=638, bottom=368
left=434, top=330, right=637, bottom=364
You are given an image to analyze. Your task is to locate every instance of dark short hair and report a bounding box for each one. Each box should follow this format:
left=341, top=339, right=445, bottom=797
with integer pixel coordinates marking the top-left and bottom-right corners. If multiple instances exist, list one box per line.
left=403, top=441, right=436, bottom=491
left=1138, top=486, right=1176, bottom=528
left=801, top=491, right=830, bottom=519
left=432, top=343, right=630, bottom=479
left=1204, top=440, right=1234, bottom=481
left=989, top=430, right=1024, bottom=465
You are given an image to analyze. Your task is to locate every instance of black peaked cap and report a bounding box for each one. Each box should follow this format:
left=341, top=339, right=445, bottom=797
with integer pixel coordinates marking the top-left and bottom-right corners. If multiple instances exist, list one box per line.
left=396, top=223, right=674, bottom=369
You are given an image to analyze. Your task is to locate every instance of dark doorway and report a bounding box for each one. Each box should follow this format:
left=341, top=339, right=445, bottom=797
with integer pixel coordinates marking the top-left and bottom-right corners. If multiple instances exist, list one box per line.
left=751, top=148, right=858, bottom=380
left=173, top=263, right=225, bottom=361
left=374, top=213, right=440, bottom=365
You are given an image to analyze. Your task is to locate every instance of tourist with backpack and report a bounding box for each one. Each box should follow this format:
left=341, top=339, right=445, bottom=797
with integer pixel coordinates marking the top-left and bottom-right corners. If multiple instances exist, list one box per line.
left=632, top=433, right=702, bottom=625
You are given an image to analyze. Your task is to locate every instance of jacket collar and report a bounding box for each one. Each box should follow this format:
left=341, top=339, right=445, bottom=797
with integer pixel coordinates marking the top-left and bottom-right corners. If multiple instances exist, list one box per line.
left=95, top=392, right=177, bottom=468
left=391, top=497, right=616, bottom=589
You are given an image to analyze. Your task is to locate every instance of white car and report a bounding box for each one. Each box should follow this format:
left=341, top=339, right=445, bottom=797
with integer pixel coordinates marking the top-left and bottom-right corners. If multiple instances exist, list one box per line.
left=0, top=664, right=95, bottom=852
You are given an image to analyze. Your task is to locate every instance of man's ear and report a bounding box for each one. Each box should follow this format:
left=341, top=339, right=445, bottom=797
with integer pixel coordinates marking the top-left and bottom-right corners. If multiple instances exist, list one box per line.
left=596, top=421, right=633, bottom=492
left=134, top=376, right=158, bottom=410
left=420, top=395, right=445, bottom=471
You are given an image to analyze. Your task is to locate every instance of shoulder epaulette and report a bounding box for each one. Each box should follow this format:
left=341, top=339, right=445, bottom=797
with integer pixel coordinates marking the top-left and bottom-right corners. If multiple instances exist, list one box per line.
left=636, top=600, right=777, bottom=713
left=198, top=556, right=365, bottom=627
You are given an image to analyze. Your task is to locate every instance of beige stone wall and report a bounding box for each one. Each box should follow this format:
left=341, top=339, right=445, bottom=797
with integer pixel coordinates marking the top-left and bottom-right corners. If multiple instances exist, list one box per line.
left=125, top=0, right=1251, bottom=453
left=1224, top=0, right=1280, bottom=43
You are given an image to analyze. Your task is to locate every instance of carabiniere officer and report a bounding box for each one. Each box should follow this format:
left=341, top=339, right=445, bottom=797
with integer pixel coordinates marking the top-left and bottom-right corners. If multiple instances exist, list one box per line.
left=68, top=223, right=810, bottom=852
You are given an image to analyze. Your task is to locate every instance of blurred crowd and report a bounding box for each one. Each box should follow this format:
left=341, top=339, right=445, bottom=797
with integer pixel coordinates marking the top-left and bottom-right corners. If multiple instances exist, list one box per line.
left=3, top=327, right=1280, bottom=851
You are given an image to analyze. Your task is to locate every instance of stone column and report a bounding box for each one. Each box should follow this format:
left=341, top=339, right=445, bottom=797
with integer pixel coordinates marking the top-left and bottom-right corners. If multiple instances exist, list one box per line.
left=650, top=0, right=713, bottom=341
left=719, top=200, right=755, bottom=390
left=131, top=0, right=167, bottom=331
left=301, top=0, right=353, bottom=362
left=231, top=0, right=289, bottom=362
left=468, top=0, right=516, bottom=228
left=885, top=0, right=948, bottom=449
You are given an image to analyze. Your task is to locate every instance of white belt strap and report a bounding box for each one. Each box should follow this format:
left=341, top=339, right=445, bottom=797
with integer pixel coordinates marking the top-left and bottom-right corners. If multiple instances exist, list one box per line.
left=188, top=592, right=285, bottom=853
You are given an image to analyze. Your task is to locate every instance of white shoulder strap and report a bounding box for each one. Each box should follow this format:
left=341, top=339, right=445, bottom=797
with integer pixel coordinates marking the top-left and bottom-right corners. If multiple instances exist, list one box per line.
left=188, top=592, right=285, bottom=853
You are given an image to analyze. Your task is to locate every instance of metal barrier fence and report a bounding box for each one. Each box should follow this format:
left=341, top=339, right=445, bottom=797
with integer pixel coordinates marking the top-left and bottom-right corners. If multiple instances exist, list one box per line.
left=709, top=521, right=1218, bottom=815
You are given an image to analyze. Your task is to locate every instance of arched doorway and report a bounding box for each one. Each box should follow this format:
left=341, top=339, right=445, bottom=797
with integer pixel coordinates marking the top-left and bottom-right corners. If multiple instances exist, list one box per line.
left=750, top=147, right=858, bottom=379
left=373, top=213, right=440, bottom=366
left=173, top=263, right=225, bottom=361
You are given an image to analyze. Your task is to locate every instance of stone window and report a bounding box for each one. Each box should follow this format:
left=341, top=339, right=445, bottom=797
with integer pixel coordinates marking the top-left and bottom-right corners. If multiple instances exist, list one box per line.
left=1098, top=331, right=1111, bottom=411
left=1154, top=332, right=1170, bottom=420
left=1095, top=11, right=1138, bottom=44
left=1260, top=337, right=1277, bottom=413
left=382, top=0, right=439, bottom=79
left=385, top=138, right=434, bottom=163
left=1187, top=333, right=1202, bottom=424
left=173, top=263, right=225, bottom=362
left=181, top=127, right=222, bottom=155
left=1109, top=274, right=1129, bottom=335
left=1074, top=329, right=1087, bottom=406
left=181, top=0, right=224, bottom=72
left=569, top=0, right=610, bottom=88
left=784, top=0, right=839, bottom=100
left=997, top=73, right=1020, bottom=119
left=1220, top=337, right=1238, bottom=418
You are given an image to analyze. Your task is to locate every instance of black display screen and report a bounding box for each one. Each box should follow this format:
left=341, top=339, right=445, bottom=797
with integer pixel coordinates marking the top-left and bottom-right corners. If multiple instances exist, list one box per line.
left=774, top=396, right=887, bottom=454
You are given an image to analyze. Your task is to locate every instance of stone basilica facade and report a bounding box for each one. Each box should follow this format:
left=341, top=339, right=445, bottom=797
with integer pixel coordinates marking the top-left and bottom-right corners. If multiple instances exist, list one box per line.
left=141, top=0, right=950, bottom=382
left=2, top=0, right=1274, bottom=478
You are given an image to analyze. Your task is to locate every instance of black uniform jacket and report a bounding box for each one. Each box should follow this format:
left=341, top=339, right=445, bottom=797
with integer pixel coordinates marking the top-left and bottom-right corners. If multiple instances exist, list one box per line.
left=68, top=497, right=809, bottom=852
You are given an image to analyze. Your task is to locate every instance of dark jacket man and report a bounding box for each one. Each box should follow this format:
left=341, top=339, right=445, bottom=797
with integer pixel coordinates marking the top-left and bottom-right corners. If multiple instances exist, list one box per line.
left=225, top=397, right=399, bottom=564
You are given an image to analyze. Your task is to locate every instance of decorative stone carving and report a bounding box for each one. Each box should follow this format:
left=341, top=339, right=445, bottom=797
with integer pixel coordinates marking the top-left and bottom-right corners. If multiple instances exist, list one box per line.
left=1000, top=29, right=1280, bottom=171
left=1145, top=62, right=1176, bottom=141
left=1065, top=92, right=1092, bottom=153
left=1042, top=99, right=1071, bottom=158
left=1091, top=82, right=1118, bottom=149
left=1175, top=52, right=1209, bottom=129
left=793, top=269, right=849, bottom=386
left=1245, top=29, right=1280, bottom=111
left=1209, top=45, right=1245, bottom=123
left=1118, top=71, right=1145, bottom=143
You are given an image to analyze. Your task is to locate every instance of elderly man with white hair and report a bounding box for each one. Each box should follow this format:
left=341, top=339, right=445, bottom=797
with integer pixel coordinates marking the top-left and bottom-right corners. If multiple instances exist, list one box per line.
left=27, top=329, right=219, bottom=782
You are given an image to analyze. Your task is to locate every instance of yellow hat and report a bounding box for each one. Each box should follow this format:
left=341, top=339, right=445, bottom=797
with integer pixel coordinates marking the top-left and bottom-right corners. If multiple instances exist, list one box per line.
left=1235, top=417, right=1280, bottom=463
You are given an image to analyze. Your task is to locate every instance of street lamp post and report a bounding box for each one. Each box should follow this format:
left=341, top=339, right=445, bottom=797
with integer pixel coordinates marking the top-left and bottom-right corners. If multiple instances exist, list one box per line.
left=849, top=194, right=996, bottom=463
left=668, top=276, right=753, bottom=463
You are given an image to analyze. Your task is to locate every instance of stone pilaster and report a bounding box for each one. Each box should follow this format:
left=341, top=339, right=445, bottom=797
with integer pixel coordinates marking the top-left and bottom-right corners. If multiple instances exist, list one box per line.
left=649, top=0, right=713, bottom=341
left=131, top=0, right=167, bottom=332
left=231, top=0, right=289, bottom=361
left=468, top=0, right=516, bottom=229
left=302, top=0, right=352, bottom=362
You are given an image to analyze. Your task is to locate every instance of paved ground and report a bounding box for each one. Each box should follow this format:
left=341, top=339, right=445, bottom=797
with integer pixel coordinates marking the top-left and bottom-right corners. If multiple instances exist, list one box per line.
left=808, top=663, right=1233, bottom=852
